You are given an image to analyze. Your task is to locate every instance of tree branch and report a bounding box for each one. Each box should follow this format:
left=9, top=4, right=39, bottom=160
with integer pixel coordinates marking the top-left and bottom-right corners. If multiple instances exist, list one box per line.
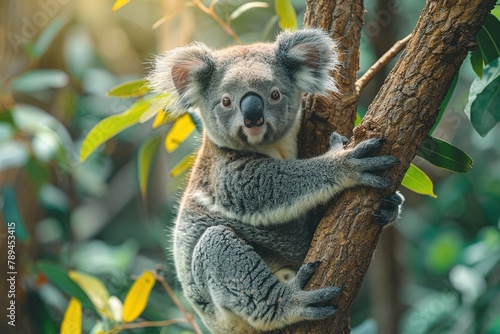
left=286, top=0, right=496, bottom=333
left=355, top=34, right=412, bottom=96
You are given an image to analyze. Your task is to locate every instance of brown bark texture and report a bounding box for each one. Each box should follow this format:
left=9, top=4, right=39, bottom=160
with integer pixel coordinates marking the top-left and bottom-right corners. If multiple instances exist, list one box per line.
left=298, top=0, right=364, bottom=158
left=286, top=0, right=496, bottom=333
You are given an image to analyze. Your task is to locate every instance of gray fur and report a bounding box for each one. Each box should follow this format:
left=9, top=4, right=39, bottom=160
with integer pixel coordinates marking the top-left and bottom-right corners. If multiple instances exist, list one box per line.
left=148, top=29, right=403, bottom=333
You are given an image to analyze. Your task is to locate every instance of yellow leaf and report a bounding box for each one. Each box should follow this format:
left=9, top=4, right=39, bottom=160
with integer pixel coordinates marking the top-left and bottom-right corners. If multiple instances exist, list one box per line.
left=107, top=79, right=150, bottom=98
left=68, top=271, right=113, bottom=319
left=60, top=298, right=81, bottom=334
left=112, top=0, right=130, bottom=12
left=165, top=114, right=196, bottom=153
left=122, top=271, right=155, bottom=323
left=80, top=98, right=158, bottom=162
left=152, top=110, right=174, bottom=129
left=401, top=163, right=438, bottom=198
left=170, top=154, right=195, bottom=177
left=275, top=0, right=297, bottom=30
left=139, top=99, right=166, bottom=124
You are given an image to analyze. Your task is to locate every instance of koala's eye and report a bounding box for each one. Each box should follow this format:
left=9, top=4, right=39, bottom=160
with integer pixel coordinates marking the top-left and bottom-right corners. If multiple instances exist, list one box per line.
left=270, top=89, right=281, bottom=102
left=221, top=95, right=232, bottom=108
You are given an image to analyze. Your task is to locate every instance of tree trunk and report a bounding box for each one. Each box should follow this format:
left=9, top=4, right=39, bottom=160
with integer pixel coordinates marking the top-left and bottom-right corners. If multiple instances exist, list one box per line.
left=285, top=0, right=496, bottom=333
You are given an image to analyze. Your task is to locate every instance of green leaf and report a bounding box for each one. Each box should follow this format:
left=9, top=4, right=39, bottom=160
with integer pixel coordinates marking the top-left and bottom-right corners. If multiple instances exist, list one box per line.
left=275, top=0, right=297, bottom=30
left=106, top=79, right=150, bottom=98
left=10, top=70, right=69, bottom=93
left=0, top=141, right=30, bottom=171
left=0, top=110, right=15, bottom=125
left=430, top=74, right=458, bottom=134
left=417, top=136, right=473, bottom=173
left=465, top=58, right=500, bottom=137
left=1, top=186, right=28, bottom=241
left=30, top=12, right=71, bottom=58
left=477, top=14, right=500, bottom=65
left=138, top=135, right=161, bottom=199
left=401, top=163, right=437, bottom=198
left=230, top=2, right=269, bottom=21
left=80, top=98, right=159, bottom=162
left=37, top=262, right=95, bottom=311
left=470, top=75, right=500, bottom=137
left=354, top=112, right=362, bottom=126
left=471, top=47, right=484, bottom=78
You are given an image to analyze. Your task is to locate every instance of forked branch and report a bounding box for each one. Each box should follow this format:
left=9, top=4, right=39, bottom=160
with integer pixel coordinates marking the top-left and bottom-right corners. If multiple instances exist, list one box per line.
left=355, top=34, right=412, bottom=95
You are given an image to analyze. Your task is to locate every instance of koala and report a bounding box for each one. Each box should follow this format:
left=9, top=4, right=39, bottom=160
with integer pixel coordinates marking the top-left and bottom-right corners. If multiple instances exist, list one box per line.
left=148, top=29, right=404, bottom=333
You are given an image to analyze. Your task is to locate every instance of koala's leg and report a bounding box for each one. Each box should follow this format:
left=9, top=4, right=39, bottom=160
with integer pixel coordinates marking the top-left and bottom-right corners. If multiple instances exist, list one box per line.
left=192, top=225, right=340, bottom=332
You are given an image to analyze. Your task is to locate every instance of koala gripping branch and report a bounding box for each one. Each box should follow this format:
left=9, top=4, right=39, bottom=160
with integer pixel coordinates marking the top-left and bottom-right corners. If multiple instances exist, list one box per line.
left=285, top=0, right=496, bottom=333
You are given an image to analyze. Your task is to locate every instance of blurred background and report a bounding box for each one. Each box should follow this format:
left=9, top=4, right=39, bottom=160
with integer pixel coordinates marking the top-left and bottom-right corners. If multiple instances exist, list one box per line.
left=0, top=0, right=499, bottom=333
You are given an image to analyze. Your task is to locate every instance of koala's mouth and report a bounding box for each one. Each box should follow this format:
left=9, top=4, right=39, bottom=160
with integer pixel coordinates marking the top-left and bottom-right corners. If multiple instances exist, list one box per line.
left=238, top=123, right=273, bottom=145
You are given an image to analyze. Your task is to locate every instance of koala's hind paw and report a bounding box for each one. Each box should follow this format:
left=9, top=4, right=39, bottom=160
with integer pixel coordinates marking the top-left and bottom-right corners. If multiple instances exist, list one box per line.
left=372, top=191, right=405, bottom=225
left=293, top=262, right=319, bottom=288
left=290, top=262, right=342, bottom=321
left=293, top=286, right=341, bottom=320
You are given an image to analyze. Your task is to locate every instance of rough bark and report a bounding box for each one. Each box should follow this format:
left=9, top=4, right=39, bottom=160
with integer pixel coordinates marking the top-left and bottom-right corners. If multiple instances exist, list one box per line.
left=298, top=0, right=364, bottom=158
left=286, top=0, right=496, bottom=333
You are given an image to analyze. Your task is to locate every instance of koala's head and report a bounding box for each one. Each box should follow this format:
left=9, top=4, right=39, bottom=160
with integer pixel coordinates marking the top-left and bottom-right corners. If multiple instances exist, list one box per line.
left=148, top=29, right=338, bottom=151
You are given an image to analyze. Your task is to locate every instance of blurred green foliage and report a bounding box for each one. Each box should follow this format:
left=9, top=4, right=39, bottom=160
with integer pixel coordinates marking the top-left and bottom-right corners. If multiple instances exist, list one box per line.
left=0, top=0, right=499, bottom=333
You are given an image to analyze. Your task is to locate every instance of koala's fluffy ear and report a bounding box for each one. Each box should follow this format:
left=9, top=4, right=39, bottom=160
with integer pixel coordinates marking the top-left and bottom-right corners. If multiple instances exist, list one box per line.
left=275, top=29, right=339, bottom=95
left=147, top=43, right=215, bottom=115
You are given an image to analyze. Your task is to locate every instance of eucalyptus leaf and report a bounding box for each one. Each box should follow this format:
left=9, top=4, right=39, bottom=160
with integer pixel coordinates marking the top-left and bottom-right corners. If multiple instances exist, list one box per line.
left=137, top=135, right=161, bottom=199
left=80, top=97, right=162, bottom=162
left=37, top=262, right=95, bottom=310
left=1, top=186, right=28, bottom=241
left=30, top=12, right=71, bottom=58
left=0, top=141, right=29, bottom=171
left=106, top=79, right=150, bottom=98
left=471, top=47, right=484, bottom=78
left=10, top=69, right=69, bottom=93
left=401, top=163, right=437, bottom=198
left=417, top=136, right=473, bottom=173
left=470, top=75, right=500, bottom=137
left=465, top=58, right=500, bottom=137
left=275, top=0, right=297, bottom=30
left=477, top=14, right=500, bottom=65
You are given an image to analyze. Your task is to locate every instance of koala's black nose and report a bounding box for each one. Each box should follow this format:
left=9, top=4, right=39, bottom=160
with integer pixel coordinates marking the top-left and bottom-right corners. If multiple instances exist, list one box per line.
left=240, top=93, right=265, bottom=128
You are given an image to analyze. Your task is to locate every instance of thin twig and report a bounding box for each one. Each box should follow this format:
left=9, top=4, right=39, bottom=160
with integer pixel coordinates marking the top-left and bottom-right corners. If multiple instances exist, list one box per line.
left=155, top=270, right=203, bottom=334
left=191, top=0, right=241, bottom=43
left=355, top=34, right=412, bottom=95
left=119, top=318, right=187, bottom=330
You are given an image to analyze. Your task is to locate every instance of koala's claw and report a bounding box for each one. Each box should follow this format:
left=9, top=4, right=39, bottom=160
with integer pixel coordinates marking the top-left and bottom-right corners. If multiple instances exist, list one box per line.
left=372, top=192, right=405, bottom=225
left=349, top=138, right=385, bottom=159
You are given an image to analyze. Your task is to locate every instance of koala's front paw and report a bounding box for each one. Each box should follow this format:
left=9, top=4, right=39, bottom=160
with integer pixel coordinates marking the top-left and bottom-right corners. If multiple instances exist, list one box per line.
left=372, top=191, right=404, bottom=225
left=288, top=262, right=341, bottom=321
left=346, top=138, right=399, bottom=189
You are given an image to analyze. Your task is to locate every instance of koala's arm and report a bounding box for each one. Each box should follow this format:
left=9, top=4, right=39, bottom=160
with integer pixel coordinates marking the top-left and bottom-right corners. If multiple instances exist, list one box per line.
left=209, top=134, right=398, bottom=226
